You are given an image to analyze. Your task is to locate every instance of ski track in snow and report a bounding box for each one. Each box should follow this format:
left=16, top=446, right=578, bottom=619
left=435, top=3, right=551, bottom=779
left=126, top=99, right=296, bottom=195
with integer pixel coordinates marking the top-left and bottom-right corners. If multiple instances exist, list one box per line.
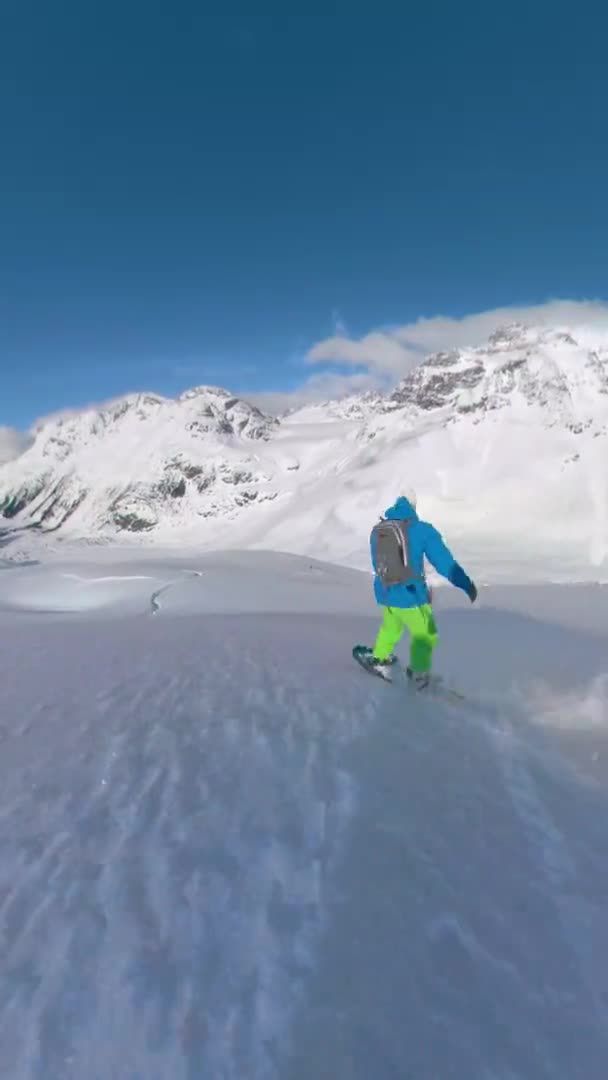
left=0, top=567, right=608, bottom=1077
left=150, top=570, right=204, bottom=615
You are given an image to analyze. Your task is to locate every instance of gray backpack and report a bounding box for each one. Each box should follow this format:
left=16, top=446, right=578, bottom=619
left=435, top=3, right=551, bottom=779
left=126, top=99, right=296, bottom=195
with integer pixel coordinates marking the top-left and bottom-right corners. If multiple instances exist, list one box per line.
left=372, top=517, right=419, bottom=587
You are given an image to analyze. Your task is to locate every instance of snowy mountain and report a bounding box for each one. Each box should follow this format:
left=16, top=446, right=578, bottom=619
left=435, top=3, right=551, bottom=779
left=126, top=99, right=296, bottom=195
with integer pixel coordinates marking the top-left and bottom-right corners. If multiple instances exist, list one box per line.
left=0, top=387, right=280, bottom=536
left=2, top=324, right=608, bottom=579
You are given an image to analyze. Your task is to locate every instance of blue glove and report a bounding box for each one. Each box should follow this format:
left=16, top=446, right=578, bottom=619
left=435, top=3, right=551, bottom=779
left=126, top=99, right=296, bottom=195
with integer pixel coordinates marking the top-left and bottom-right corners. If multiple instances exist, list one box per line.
left=449, top=562, right=477, bottom=602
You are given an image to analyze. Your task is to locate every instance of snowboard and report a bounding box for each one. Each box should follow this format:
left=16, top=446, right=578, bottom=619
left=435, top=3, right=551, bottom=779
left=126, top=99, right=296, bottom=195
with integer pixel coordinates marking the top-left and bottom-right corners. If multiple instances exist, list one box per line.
left=352, top=645, right=397, bottom=681
left=352, top=645, right=466, bottom=703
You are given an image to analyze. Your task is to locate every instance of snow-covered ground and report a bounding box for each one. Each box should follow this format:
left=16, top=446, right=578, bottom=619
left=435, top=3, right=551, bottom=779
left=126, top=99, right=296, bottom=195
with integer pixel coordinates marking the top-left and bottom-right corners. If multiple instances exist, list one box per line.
left=1, top=549, right=608, bottom=1078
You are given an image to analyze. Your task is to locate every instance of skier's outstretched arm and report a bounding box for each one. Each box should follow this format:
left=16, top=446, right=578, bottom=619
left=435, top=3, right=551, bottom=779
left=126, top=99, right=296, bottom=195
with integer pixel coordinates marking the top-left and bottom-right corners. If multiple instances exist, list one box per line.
left=423, top=525, right=477, bottom=602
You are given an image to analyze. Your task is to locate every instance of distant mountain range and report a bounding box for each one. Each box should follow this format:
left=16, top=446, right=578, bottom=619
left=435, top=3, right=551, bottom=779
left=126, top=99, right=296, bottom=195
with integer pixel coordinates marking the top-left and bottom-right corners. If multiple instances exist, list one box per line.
left=2, top=324, right=607, bottom=579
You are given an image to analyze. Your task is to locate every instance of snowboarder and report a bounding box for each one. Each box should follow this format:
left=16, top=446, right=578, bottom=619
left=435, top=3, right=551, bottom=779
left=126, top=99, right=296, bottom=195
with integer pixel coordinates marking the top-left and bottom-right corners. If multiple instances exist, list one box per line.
left=357, top=492, right=477, bottom=688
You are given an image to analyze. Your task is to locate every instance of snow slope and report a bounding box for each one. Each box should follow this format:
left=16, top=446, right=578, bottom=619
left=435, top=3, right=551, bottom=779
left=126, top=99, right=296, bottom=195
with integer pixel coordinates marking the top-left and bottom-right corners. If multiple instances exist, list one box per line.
left=1, top=323, right=608, bottom=580
left=1, top=552, right=608, bottom=1078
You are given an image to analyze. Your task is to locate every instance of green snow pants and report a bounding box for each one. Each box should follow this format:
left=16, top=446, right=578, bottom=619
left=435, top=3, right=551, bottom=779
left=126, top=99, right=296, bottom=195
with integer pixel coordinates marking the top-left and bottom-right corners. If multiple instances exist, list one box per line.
left=373, top=604, right=438, bottom=673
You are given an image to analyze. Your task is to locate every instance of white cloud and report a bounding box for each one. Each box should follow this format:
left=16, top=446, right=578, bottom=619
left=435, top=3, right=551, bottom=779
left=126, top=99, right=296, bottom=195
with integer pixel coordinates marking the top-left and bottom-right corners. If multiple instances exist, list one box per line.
left=247, top=370, right=386, bottom=416
left=308, top=331, right=412, bottom=374
left=307, top=299, right=608, bottom=377
left=0, top=426, right=32, bottom=466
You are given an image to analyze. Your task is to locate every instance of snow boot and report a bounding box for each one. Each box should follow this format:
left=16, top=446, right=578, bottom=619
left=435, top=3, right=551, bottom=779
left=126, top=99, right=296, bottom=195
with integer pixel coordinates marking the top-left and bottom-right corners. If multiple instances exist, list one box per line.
left=370, top=656, right=397, bottom=679
left=353, top=645, right=397, bottom=681
left=406, top=667, right=431, bottom=691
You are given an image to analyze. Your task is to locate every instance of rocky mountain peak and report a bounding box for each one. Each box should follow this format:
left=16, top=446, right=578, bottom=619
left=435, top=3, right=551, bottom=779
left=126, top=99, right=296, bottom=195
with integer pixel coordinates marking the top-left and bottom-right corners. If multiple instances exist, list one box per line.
left=386, top=324, right=608, bottom=421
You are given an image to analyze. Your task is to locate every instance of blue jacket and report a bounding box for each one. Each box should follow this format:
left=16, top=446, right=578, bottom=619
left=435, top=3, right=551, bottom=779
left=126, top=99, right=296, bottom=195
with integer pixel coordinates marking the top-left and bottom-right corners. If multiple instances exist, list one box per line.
left=370, top=496, right=473, bottom=609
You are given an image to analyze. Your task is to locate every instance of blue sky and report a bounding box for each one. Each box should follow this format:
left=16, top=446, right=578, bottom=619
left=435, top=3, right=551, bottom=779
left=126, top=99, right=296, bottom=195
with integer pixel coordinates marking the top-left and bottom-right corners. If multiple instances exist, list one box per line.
left=1, top=4, right=608, bottom=432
